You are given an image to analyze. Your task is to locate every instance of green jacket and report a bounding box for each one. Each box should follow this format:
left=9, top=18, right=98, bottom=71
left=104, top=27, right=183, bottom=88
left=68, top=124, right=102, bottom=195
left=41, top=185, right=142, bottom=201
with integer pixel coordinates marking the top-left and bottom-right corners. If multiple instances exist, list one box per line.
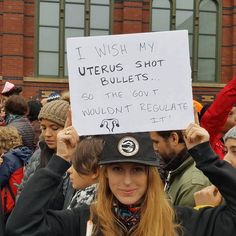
left=165, top=156, right=211, bottom=207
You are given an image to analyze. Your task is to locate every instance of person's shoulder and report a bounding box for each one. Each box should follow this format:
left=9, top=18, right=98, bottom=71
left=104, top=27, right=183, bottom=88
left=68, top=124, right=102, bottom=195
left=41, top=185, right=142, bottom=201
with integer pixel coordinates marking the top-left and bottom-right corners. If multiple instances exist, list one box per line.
left=187, top=159, right=211, bottom=185
left=178, top=158, right=210, bottom=185
left=71, top=204, right=91, bottom=221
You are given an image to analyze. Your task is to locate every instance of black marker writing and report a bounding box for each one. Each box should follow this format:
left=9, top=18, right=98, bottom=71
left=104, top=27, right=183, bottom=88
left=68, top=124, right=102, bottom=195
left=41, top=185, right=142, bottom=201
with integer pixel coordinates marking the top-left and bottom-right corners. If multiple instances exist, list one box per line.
left=135, top=59, right=165, bottom=68
left=78, top=63, right=123, bottom=77
left=100, top=73, right=148, bottom=86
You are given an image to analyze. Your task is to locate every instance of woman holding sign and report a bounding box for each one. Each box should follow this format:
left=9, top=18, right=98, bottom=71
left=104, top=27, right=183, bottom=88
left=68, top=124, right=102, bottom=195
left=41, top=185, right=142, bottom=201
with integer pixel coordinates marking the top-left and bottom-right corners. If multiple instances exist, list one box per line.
left=6, top=124, right=236, bottom=236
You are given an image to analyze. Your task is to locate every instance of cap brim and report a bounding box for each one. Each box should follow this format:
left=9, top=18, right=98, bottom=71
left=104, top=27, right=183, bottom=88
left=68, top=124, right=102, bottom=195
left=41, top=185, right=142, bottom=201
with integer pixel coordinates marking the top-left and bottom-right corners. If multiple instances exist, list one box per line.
left=99, top=159, right=160, bottom=166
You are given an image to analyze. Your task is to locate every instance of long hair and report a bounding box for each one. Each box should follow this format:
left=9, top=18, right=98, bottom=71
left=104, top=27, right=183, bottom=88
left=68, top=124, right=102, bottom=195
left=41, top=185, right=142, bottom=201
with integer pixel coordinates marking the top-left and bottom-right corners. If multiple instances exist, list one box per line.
left=91, top=166, right=180, bottom=236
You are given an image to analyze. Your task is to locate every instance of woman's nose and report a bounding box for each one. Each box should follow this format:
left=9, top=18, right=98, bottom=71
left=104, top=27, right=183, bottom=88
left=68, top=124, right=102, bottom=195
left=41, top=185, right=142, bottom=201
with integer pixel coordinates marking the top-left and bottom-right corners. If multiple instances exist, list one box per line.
left=123, top=172, right=132, bottom=185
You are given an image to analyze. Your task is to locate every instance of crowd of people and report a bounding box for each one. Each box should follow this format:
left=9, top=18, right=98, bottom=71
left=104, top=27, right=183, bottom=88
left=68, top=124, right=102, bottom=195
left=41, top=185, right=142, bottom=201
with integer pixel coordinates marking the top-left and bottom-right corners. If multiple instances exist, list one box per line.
left=0, top=79, right=235, bottom=236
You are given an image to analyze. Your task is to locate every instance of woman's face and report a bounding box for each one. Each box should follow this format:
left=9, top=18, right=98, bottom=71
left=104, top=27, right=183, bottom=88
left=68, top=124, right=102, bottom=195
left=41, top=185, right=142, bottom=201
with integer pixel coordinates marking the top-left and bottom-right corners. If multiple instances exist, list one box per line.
left=107, top=163, right=148, bottom=205
left=40, top=119, right=63, bottom=150
left=224, top=138, right=236, bottom=168
left=67, top=165, right=98, bottom=190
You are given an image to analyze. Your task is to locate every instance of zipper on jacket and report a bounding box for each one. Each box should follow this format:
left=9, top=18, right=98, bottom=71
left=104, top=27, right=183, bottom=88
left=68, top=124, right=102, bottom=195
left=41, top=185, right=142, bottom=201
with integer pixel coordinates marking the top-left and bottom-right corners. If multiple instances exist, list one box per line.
left=164, top=171, right=171, bottom=192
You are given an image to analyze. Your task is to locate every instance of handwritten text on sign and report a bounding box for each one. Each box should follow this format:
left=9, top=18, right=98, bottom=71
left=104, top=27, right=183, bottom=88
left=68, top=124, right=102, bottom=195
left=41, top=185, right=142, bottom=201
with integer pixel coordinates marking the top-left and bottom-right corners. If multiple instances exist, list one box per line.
left=67, top=30, right=193, bottom=135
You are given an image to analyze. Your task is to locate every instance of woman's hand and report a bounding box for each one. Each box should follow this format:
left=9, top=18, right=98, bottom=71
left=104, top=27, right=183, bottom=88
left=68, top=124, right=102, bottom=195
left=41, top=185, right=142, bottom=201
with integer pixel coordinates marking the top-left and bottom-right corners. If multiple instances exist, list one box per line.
left=56, top=109, right=79, bottom=162
left=56, top=126, right=79, bottom=162
left=183, top=123, right=210, bottom=150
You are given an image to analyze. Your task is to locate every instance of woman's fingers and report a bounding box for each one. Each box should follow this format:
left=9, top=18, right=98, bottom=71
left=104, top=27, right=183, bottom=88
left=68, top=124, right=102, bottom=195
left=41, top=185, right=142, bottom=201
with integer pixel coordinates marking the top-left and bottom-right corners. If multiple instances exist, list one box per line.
left=64, top=108, right=72, bottom=128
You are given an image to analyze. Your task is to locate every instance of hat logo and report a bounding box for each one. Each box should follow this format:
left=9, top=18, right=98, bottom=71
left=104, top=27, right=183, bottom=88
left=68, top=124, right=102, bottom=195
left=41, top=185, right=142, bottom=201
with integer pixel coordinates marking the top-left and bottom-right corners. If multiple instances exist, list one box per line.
left=118, top=136, right=139, bottom=157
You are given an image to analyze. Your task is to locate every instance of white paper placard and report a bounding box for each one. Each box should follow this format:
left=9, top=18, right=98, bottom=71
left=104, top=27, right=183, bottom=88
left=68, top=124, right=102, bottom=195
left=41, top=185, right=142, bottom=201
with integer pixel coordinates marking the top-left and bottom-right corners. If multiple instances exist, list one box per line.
left=67, top=30, right=194, bottom=135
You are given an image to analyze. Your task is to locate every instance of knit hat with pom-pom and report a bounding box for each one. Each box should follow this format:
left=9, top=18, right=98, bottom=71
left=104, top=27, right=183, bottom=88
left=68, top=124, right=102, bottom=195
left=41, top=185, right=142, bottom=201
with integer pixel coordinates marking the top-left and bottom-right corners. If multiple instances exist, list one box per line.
left=38, top=100, right=69, bottom=127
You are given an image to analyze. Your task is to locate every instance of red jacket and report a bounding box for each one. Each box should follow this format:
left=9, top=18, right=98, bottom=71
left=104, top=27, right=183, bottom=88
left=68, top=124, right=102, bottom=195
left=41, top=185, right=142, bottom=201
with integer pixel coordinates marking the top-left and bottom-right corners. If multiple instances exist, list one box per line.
left=200, top=77, right=236, bottom=159
left=0, top=147, right=32, bottom=214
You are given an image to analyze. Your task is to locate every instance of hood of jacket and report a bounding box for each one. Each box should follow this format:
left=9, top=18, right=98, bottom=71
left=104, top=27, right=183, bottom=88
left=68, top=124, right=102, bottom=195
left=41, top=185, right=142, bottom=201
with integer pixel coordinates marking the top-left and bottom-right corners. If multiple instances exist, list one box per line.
left=4, top=146, right=33, bottom=165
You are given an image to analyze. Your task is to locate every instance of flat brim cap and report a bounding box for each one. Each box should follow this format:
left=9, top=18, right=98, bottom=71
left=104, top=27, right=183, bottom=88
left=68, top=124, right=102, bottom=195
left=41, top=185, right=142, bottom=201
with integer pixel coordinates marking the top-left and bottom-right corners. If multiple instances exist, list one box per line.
left=99, top=132, right=160, bottom=166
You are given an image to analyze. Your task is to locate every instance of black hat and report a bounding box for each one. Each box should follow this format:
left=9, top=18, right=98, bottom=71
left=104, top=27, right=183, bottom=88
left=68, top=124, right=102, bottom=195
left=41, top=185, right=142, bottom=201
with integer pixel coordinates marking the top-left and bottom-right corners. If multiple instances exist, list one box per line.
left=99, top=132, right=160, bottom=166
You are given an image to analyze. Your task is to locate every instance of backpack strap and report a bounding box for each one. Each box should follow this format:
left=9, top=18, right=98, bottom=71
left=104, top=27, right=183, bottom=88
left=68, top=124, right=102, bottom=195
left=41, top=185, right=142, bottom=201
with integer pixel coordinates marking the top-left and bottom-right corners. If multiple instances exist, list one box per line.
left=3, top=182, right=15, bottom=213
left=6, top=183, right=15, bottom=202
left=0, top=188, right=6, bottom=233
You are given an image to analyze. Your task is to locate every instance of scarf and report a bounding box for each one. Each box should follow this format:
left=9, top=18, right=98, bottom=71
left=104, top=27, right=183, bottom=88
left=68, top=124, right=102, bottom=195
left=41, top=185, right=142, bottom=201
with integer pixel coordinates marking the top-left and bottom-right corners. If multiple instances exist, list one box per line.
left=5, top=114, right=22, bottom=125
left=113, top=202, right=141, bottom=230
left=67, top=184, right=97, bottom=209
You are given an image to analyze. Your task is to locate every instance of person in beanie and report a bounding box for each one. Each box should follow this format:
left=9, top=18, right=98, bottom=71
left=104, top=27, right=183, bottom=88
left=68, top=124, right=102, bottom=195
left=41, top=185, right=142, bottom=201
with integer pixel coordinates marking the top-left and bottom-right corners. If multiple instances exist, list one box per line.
left=223, top=125, right=236, bottom=168
left=16, top=99, right=71, bottom=209
left=6, top=123, right=236, bottom=236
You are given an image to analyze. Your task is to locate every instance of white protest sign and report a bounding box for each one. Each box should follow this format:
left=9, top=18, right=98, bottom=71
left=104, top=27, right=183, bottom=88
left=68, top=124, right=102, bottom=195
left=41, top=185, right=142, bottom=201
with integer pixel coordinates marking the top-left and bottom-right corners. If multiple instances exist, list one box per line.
left=67, top=30, right=194, bottom=135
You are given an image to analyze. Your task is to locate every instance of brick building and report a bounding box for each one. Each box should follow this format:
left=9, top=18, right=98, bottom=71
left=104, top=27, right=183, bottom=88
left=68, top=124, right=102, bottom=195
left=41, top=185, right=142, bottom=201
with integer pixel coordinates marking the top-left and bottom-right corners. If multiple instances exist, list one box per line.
left=0, top=0, right=235, bottom=102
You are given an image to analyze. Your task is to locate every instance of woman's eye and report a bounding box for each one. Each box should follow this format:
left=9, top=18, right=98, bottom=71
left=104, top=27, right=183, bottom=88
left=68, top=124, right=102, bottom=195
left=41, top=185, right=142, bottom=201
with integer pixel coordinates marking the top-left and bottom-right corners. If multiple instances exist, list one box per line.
left=112, top=166, right=123, bottom=172
left=133, top=166, right=145, bottom=173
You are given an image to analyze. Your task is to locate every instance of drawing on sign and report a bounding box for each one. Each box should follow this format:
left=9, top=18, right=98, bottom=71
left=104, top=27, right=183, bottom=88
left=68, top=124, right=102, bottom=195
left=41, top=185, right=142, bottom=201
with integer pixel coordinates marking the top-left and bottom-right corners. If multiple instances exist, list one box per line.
left=100, top=118, right=120, bottom=132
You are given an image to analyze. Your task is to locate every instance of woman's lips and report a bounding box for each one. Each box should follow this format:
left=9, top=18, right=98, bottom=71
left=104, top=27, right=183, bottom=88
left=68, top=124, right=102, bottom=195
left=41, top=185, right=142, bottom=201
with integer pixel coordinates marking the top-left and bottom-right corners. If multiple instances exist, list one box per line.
left=119, top=189, right=137, bottom=195
left=45, top=140, right=54, bottom=145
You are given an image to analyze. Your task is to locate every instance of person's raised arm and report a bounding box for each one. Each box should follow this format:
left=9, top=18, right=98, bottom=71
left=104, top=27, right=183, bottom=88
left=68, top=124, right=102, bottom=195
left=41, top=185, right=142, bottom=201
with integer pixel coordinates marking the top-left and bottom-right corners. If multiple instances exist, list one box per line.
left=6, top=111, right=80, bottom=236
left=184, top=123, right=236, bottom=213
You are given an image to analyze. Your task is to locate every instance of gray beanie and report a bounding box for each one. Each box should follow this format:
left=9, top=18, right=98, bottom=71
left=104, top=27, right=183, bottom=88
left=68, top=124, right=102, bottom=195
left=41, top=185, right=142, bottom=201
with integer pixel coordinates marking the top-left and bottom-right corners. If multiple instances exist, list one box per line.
left=223, top=126, right=236, bottom=142
left=38, top=100, right=70, bottom=127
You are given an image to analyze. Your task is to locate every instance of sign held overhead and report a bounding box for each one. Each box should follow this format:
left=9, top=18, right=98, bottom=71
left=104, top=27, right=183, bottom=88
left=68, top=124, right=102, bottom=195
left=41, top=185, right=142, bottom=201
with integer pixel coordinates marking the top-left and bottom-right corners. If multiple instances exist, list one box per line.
left=67, top=30, right=193, bottom=135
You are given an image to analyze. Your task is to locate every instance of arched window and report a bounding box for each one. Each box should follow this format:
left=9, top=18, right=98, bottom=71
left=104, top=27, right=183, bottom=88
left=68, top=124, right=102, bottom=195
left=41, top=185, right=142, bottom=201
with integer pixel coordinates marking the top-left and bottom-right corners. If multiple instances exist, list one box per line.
left=151, top=0, right=171, bottom=32
left=197, top=0, right=219, bottom=81
left=151, top=0, right=221, bottom=82
left=176, top=0, right=194, bottom=58
left=37, top=0, right=113, bottom=78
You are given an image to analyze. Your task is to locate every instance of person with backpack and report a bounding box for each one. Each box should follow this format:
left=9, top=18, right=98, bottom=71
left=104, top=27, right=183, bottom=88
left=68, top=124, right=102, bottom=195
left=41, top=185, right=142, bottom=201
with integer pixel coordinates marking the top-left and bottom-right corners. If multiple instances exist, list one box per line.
left=0, top=126, right=32, bottom=221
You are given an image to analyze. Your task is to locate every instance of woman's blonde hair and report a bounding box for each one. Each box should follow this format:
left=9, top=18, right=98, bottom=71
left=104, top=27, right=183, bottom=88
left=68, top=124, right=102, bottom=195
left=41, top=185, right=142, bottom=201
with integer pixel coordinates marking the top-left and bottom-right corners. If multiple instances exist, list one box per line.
left=0, top=126, right=22, bottom=153
left=91, top=166, right=180, bottom=236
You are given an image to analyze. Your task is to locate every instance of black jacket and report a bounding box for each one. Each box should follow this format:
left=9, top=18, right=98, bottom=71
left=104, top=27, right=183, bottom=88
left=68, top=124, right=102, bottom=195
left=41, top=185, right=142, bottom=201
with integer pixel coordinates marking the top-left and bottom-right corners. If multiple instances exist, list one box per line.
left=6, top=142, right=236, bottom=236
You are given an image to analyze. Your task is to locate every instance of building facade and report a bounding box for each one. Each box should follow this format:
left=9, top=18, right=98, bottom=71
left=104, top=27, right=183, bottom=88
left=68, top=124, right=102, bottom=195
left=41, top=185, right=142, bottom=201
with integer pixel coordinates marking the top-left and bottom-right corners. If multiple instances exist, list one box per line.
left=0, top=0, right=235, bottom=102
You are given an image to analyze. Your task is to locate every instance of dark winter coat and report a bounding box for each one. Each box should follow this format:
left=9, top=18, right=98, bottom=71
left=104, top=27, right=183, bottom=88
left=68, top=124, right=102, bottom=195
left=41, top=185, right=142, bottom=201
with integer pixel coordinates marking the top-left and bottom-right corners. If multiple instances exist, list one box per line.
left=5, top=141, right=236, bottom=236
